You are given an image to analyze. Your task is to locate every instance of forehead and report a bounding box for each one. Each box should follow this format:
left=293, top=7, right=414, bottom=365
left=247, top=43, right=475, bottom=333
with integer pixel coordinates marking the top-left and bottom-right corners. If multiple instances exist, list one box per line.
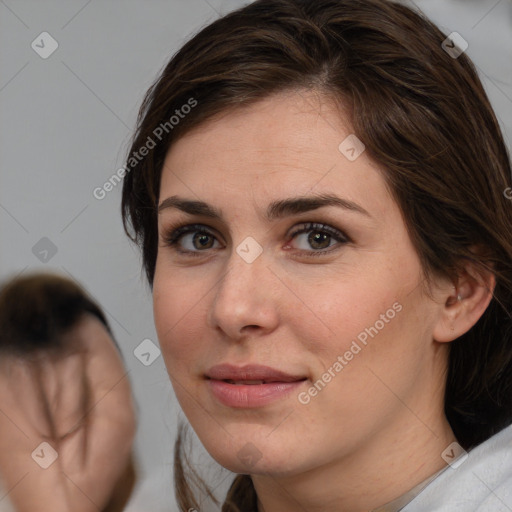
left=159, top=90, right=394, bottom=218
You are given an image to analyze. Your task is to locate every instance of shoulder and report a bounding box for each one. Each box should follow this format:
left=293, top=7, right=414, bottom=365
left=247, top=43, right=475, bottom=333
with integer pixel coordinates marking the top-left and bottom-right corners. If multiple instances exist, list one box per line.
left=403, top=424, right=512, bottom=511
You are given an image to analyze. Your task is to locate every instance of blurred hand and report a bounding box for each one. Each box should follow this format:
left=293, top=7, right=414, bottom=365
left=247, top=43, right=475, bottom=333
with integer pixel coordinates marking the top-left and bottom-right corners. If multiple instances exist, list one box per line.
left=0, top=314, right=137, bottom=512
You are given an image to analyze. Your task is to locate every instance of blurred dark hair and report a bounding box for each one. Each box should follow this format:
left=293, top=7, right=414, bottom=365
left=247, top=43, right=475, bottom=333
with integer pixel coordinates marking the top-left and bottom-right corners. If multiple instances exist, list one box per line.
left=0, top=271, right=137, bottom=511
left=121, top=0, right=512, bottom=510
left=0, top=272, right=115, bottom=355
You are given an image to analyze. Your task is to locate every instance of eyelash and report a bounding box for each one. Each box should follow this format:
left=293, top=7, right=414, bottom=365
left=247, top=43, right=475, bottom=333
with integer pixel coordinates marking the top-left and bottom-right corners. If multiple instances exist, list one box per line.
left=162, top=222, right=350, bottom=258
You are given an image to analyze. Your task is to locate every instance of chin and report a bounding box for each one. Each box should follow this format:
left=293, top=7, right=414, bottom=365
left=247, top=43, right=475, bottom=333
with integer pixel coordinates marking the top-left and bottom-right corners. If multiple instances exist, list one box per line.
left=198, top=429, right=306, bottom=476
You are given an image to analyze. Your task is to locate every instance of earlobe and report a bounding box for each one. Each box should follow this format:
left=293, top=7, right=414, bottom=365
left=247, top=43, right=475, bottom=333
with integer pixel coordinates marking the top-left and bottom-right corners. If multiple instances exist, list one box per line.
left=433, top=263, right=496, bottom=343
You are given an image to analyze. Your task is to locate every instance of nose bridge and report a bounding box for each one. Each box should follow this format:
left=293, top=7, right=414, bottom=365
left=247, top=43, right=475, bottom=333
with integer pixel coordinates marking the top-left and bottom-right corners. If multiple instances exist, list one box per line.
left=208, top=243, right=278, bottom=336
left=216, top=245, right=267, bottom=307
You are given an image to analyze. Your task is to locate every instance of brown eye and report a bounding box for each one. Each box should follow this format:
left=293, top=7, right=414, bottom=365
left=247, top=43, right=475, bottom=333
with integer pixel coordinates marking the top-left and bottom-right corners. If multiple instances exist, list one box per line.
left=163, top=224, right=222, bottom=255
left=307, top=231, right=332, bottom=250
left=192, top=232, right=215, bottom=250
left=289, top=222, right=349, bottom=255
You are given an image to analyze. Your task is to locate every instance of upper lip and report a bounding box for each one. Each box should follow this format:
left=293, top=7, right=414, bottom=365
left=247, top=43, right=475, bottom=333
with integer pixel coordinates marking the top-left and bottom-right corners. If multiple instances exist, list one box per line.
left=205, top=364, right=306, bottom=383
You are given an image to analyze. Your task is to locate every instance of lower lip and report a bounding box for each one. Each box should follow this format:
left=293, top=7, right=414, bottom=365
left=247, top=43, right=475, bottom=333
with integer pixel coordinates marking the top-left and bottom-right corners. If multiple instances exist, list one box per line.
left=207, top=379, right=306, bottom=408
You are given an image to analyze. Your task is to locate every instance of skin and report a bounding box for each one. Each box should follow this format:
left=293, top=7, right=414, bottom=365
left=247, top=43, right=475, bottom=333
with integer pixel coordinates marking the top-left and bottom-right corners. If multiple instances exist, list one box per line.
left=0, top=314, right=137, bottom=512
left=153, top=89, right=495, bottom=512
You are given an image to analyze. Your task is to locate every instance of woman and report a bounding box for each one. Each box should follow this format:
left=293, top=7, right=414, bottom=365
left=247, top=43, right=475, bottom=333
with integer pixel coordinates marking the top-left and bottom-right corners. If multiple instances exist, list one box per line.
left=0, top=272, right=137, bottom=512
left=121, top=0, right=512, bottom=510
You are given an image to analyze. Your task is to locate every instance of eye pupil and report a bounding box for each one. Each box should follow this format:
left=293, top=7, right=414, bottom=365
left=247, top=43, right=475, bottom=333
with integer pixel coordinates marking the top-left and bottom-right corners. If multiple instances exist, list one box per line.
left=194, top=233, right=214, bottom=249
left=308, top=231, right=330, bottom=249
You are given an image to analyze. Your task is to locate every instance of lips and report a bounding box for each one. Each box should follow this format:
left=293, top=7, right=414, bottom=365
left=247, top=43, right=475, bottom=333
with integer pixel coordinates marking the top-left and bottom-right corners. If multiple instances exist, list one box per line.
left=205, top=364, right=307, bottom=408
left=225, top=380, right=266, bottom=385
left=205, top=364, right=306, bottom=383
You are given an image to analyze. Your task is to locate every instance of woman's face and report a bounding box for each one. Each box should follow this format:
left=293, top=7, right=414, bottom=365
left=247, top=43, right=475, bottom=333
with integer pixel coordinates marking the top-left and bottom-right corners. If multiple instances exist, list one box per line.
left=153, top=90, right=451, bottom=476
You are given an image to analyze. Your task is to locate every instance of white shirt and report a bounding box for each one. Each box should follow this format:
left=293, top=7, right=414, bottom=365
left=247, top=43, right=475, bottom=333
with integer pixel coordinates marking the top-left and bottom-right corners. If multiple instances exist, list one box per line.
left=400, top=423, right=512, bottom=511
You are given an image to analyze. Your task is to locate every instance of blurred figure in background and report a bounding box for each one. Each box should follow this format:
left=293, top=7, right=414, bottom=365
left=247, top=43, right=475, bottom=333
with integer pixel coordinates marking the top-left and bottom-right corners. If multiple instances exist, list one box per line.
left=0, top=272, right=137, bottom=512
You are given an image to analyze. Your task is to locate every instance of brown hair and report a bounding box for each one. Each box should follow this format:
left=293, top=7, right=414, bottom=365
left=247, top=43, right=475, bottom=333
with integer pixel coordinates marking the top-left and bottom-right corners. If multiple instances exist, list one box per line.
left=0, top=272, right=114, bottom=354
left=121, top=0, right=512, bottom=509
left=0, top=272, right=137, bottom=511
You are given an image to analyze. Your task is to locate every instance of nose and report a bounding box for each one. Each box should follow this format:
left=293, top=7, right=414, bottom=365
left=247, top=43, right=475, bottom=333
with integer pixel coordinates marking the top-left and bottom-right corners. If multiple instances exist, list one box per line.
left=206, top=247, right=280, bottom=340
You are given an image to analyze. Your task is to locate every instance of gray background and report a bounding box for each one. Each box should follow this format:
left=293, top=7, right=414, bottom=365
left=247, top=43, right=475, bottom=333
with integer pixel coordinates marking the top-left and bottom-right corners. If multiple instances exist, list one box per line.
left=1, top=0, right=511, bottom=510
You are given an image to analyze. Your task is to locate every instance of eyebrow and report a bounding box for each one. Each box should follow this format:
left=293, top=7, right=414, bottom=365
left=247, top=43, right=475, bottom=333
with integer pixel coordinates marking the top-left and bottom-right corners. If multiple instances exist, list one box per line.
left=158, top=193, right=371, bottom=220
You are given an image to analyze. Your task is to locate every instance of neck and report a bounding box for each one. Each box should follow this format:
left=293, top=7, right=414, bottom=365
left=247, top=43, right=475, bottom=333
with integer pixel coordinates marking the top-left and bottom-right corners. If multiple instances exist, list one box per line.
left=252, top=410, right=456, bottom=512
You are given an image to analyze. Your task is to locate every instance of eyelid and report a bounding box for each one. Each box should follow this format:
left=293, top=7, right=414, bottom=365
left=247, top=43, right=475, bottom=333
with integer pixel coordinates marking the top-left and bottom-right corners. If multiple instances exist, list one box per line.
left=163, top=223, right=221, bottom=244
left=284, top=222, right=350, bottom=257
left=288, top=222, right=350, bottom=243
left=161, top=223, right=223, bottom=257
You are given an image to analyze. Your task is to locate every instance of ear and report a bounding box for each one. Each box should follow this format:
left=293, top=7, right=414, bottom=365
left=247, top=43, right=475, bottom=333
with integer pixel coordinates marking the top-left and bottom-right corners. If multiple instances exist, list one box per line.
left=432, top=260, right=495, bottom=343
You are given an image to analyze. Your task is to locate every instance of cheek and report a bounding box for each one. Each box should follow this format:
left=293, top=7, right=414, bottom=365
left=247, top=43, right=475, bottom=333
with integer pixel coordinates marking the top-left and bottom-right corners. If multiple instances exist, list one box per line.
left=288, top=260, right=426, bottom=392
left=288, top=265, right=404, bottom=353
left=152, top=271, right=205, bottom=371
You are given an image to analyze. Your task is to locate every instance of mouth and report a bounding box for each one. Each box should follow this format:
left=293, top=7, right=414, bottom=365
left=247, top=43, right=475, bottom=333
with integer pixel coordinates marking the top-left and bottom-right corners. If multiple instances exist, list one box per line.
left=205, top=364, right=308, bottom=408
left=222, top=379, right=287, bottom=385
left=205, top=363, right=306, bottom=383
